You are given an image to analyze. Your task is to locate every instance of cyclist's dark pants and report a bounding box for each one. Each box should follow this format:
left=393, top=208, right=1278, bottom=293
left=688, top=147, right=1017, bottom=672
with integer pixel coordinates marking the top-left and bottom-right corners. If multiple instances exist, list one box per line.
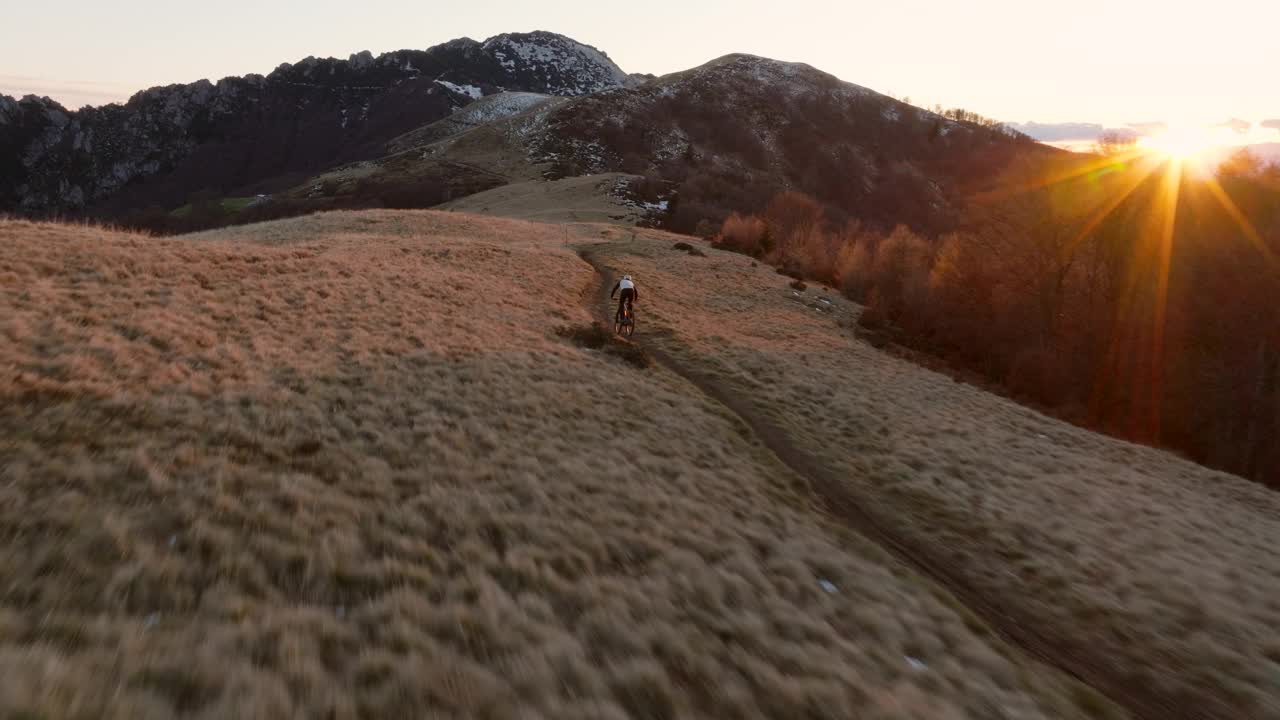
left=616, top=288, right=635, bottom=320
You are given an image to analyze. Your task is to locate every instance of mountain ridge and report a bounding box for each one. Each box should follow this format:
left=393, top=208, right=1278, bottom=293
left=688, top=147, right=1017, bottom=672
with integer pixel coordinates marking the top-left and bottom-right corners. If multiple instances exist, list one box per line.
left=0, top=31, right=633, bottom=214
left=320, top=51, right=1042, bottom=234
left=1, top=32, right=1044, bottom=239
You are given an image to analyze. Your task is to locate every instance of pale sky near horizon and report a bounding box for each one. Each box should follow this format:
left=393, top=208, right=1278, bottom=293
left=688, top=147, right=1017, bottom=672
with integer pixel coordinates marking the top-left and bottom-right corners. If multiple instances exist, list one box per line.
left=3, top=0, right=1277, bottom=138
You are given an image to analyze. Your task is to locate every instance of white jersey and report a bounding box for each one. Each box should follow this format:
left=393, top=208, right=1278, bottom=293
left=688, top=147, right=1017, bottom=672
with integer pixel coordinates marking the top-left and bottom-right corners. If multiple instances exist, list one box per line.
left=619, top=278, right=635, bottom=291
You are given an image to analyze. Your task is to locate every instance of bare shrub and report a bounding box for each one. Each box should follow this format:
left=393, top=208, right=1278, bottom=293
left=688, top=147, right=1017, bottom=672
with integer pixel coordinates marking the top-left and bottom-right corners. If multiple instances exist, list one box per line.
left=764, top=191, right=824, bottom=239
left=718, top=213, right=768, bottom=256
left=763, top=191, right=825, bottom=268
left=790, top=225, right=842, bottom=283
left=869, top=225, right=934, bottom=322
left=926, top=232, right=1006, bottom=359
left=836, top=240, right=875, bottom=301
left=858, top=288, right=891, bottom=333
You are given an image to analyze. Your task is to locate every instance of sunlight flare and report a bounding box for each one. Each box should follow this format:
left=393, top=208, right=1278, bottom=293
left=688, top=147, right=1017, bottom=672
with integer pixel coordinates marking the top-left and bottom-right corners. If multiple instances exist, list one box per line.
left=1139, top=125, right=1226, bottom=162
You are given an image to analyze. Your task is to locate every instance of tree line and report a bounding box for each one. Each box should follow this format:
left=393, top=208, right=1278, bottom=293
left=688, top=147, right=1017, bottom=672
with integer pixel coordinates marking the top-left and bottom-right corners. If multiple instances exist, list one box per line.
left=713, top=149, right=1280, bottom=487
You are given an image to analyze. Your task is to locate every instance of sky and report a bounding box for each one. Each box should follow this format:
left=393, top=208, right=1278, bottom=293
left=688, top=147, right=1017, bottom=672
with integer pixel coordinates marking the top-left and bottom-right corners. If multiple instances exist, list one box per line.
left=3, top=0, right=1277, bottom=145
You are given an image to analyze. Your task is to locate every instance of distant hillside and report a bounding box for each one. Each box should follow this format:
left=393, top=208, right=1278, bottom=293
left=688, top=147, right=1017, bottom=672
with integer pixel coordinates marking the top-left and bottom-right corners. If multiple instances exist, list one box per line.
left=0, top=31, right=632, bottom=216
left=523, top=54, right=1047, bottom=233
left=2, top=36, right=1051, bottom=239
left=264, top=54, right=1049, bottom=239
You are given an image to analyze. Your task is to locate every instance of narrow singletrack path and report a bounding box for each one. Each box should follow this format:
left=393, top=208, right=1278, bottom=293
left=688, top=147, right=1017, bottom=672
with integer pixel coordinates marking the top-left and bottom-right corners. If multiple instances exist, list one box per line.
left=578, top=246, right=1212, bottom=720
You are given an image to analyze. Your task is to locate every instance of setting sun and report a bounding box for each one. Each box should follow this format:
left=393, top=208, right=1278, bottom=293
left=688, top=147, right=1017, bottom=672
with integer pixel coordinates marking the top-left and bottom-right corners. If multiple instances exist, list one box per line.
left=1140, top=125, right=1222, bottom=161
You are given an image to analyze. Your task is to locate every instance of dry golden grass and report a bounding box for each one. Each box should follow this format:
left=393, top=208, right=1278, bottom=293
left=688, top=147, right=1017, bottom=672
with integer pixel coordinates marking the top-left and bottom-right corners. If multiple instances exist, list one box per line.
left=0, top=212, right=1115, bottom=718
left=439, top=174, right=642, bottom=225
left=589, top=231, right=1280, bottom=719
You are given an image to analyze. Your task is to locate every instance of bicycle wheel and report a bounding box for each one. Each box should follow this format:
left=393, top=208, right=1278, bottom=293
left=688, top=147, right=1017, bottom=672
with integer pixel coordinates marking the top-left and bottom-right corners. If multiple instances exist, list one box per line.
left=623, top=319, right=635, bottom=338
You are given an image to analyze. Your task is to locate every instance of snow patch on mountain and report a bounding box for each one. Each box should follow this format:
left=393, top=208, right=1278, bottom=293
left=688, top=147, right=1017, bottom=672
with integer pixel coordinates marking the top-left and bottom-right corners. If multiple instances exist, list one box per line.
left=435, top=80, right=483, bottom=99
left=481, top=31, right=631, bottom=95
left=453, top=92, right=554, bottom=124
left=684, top=54, right=875, bottom=102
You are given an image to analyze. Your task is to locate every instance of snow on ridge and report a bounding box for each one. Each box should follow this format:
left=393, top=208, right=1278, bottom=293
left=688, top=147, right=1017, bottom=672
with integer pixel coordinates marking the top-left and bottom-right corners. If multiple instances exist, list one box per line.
left=479, top=32, right=630, bottom=94
left=435, top=80, right=482, bottom=100
left=673, top=54, right=874, bottom=101
left=557, top=39, right=630, bottom=84
left=452, top=92, right=554, bottom=125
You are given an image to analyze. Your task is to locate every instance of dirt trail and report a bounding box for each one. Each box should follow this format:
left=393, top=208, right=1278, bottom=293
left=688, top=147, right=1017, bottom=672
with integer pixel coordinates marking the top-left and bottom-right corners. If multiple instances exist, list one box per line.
left=577, top=247, right=1198, bottom=720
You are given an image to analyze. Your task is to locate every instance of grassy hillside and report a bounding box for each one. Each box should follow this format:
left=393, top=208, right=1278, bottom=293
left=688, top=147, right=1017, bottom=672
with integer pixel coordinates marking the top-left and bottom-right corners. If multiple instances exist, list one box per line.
left=0, top=212, right=1116, bottom=718
left=587, top=233, right=1280, bottom=719
left=170, top=196, right=260, bottom=218
left=438, top=173, right=643, bottom=224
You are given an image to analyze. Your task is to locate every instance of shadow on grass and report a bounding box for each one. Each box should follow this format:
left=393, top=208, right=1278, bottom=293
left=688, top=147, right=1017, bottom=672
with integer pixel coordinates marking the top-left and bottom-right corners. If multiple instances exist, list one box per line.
left=557, top=323, right=652, bottom=369
left=672, top=241, right=706, bottom=257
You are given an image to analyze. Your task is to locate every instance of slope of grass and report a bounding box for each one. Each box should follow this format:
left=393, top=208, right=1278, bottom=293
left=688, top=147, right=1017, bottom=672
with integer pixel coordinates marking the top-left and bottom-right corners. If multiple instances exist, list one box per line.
left=169, top=196, right=259, bottom=218
left=588, top=231, right=1280, bottom=719
left=439, top=173, right=641, bottom=225
left=0, top=212, right=1111, bottom=718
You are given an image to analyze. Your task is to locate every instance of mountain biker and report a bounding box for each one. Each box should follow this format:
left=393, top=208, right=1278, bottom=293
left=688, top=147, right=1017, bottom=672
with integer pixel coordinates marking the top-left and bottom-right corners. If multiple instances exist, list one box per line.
left=610, top=274, right=638, bottom=323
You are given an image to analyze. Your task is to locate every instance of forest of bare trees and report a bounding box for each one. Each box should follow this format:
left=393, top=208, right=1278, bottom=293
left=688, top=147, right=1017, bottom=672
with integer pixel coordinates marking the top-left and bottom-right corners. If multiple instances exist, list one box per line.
left=716, top=150, right=1280, bottom=486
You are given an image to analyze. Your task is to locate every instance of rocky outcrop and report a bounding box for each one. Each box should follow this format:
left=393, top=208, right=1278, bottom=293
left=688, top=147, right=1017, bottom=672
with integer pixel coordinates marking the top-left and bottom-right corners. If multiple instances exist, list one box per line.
left=481, top=31, right=636, bottom=95
left=0, top=31, right=632, bottom=215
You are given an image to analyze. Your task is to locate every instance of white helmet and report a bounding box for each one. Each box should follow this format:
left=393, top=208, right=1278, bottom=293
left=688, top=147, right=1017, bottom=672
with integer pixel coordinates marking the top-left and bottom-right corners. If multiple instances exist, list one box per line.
left=623, top=275, right=633, bottom=281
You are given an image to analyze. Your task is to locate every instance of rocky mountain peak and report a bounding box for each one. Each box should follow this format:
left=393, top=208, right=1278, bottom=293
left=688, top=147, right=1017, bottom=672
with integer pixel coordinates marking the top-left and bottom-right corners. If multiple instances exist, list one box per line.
left=349, top=50, right=375, bottom=71
left=481, top=31, right=634, bottom=95
left=0, top=30, right=639, bottom=215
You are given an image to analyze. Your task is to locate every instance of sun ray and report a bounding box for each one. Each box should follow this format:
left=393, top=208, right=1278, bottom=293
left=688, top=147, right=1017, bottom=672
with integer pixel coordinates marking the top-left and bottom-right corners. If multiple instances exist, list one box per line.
left=1090, top=154, right=1184, bottom=437
left=1057, top=154, right=1165, bottom=261
left=1202, top=176, right=1280, bottom=274
left=1145, top=157, right=1183, bottom=436
left=972, top=146, right=1150, bottom=205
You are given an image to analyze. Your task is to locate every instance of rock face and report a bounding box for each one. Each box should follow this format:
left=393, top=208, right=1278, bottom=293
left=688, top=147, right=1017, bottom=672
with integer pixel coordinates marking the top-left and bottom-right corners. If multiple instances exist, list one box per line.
left=481, top=31, right=638, bottom=95
left=0, top=31, right=632, bottom=215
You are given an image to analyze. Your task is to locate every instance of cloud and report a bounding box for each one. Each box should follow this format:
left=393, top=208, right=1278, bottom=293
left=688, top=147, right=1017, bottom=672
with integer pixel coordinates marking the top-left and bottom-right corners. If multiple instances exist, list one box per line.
left=1010, top=116, right=1280, bottom=155
left=1126, top=121, right=1167, bottom=136
left=1008, top=122, right=1143, bottom=146
left=1007, top=122, right=1104, bottom=142
left=0, top=75, right=134, bottom=109
left=1217, top=118, right=1252, bottom=134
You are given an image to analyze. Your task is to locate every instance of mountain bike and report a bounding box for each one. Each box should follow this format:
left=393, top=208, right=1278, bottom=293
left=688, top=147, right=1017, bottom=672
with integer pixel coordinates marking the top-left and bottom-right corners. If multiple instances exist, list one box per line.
left=614, top=303, right=636, bottom=338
